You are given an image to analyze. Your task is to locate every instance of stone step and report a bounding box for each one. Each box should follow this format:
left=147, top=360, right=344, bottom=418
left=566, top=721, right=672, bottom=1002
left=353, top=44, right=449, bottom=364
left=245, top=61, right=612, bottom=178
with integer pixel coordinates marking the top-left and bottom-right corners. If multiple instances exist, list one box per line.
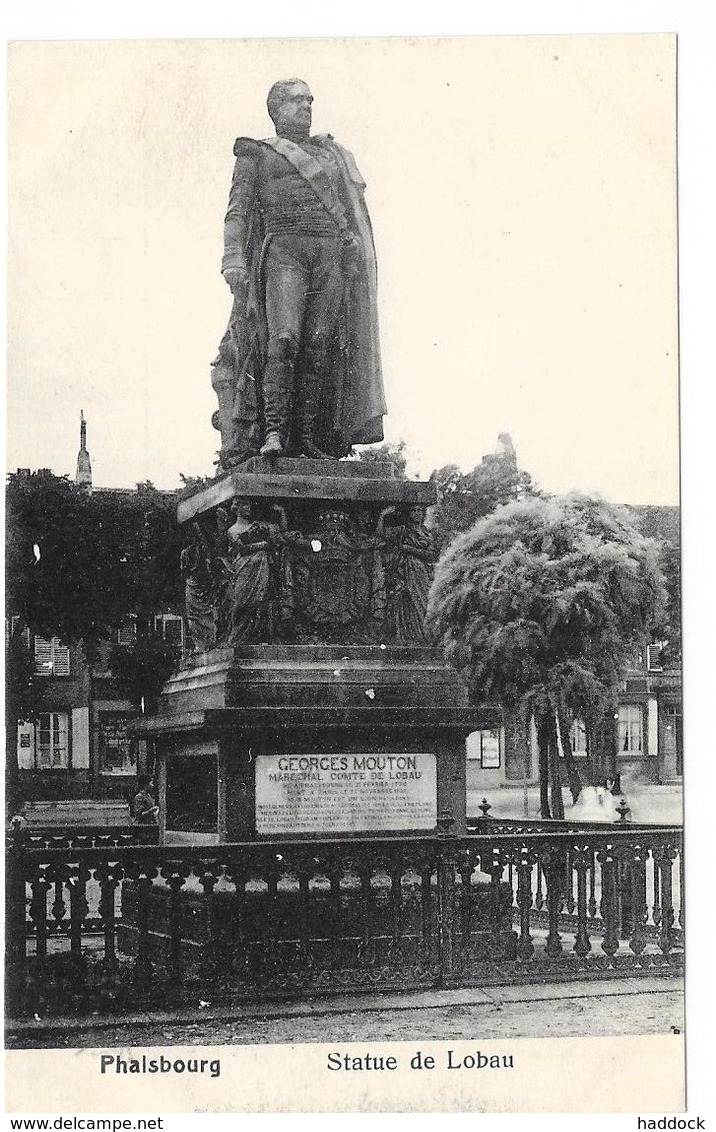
left=168, top=664, right=458, bottom=687
left=141, top=704, right=488, bottom=734
left=181, top=683, right=464, bottom=709
left=182, top=644, right=445, bottom=667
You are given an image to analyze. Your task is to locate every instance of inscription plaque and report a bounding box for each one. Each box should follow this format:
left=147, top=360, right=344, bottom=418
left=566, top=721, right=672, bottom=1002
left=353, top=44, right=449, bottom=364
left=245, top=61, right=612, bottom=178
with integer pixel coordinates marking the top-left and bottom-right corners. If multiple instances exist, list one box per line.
left=255, top=752, right=437, bottom=835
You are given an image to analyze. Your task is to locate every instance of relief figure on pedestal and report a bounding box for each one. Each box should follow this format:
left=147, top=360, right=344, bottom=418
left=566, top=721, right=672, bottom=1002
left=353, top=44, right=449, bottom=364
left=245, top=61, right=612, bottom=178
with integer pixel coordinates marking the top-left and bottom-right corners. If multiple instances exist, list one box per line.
left=181, top=521, right=216, bottom=654
left=216, top=500, right=283, bottom=645
left=211, top=79, right=387, bottom=467
left=383, top=506, right=437, bottom=644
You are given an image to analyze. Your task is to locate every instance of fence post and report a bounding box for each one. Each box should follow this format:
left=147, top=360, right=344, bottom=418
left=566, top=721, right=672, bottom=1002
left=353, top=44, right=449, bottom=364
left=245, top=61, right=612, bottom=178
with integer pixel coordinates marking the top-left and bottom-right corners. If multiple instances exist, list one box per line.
left=436, top=818, right=457, bottom=987
left=5, top=829, right=28, bottom=1015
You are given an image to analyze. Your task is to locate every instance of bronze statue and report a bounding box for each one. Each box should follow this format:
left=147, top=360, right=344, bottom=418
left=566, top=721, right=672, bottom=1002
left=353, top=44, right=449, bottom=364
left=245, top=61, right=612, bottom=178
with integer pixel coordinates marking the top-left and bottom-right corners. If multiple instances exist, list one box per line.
left=211, top=79, right=386, bottom=466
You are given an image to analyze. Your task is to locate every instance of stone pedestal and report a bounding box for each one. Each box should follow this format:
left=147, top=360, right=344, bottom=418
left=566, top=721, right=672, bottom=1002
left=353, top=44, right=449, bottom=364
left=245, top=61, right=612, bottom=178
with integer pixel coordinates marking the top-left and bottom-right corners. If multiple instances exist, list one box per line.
left=140, top=461, right=489, bottom=842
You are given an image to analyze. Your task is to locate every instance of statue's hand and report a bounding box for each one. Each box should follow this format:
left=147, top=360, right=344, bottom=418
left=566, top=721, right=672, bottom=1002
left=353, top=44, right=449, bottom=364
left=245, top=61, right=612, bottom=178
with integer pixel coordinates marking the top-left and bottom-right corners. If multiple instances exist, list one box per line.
left=223, top=267, right=249, bottom=297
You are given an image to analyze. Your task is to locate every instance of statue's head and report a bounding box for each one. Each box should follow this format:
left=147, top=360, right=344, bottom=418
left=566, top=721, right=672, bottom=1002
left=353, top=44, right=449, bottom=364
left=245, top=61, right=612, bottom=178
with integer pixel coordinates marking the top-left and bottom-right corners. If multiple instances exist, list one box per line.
left=267, top=79, right=313, bottom=137
left=231, top=498, right=252, bottom=521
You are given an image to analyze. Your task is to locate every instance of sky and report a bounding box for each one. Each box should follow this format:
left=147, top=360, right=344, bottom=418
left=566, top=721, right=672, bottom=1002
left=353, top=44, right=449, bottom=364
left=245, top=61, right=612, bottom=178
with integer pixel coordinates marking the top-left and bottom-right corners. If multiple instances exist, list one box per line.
left=6, top=34, right=679, bottom=504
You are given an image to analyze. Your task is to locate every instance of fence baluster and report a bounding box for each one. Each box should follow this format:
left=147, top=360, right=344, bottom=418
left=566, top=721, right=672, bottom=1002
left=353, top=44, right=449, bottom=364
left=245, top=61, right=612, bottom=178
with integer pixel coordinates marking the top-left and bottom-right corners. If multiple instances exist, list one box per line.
left=658, top=846, right=677, bottom=958
left=534, top=855, right=544, bottom=912
left=96, top=862, right=120, bottom=981
left=329, top=863, right=341, bottom=943
left=516, top=848, right=534, bottom=959
left=420, top=863, right=433, bottom=964
left=573, top=848, right=592, bottom=958
left=651, top=852, right=662, bottom=926
left=588, top=851, right=597, bottom=919
left=390, top=861, right=403, bottom=949
left=359, top=866, right=373, bottom=963
left=489, top=850, right=505, bottom=946
left=437, top=844, right=456, bottom=983
left=232, top=863, right=248, bottom=976
left=50, top=868, right=66, bottom=937
left=159, top=861, right=186, bottom=985
left=676, top=846, right=684, bottom=932
left=199, top=863, right=219, bottom=982
left=564, top=849, right=575, bottom=914
left=629, top=846, right=648, bottom=958
left=598, top=845, right=620, bottom=959
left=458, top=853, right=473, bottom=951
left=544, top=849, right=563, bottom=958
left=133, top=868, right=154, bottom=987
left=69, top=865, right=89, bottom=964
left=298, top=864, right=311, bottom=962
left=30, top=869, right=50, bottom=965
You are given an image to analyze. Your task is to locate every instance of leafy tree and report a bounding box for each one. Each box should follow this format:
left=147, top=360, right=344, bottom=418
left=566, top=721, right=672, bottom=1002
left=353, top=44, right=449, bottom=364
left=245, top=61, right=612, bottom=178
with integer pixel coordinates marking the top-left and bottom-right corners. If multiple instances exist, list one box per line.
left=429, top=443, right=538, bottom=550
left=627, top=506, right=681, bottom=666
left=655, top=539, right=681, bottom=665
left=6, top=471, right=183, bottom=648
left=351, top=440, right=409, bottom=480
left=108, top=632, right=180, bottom=715
left=5, top=472, right=185, bottom=775
left=178, top=472, right=219, bottom=499
left=427, top=493, right=666, bottom=817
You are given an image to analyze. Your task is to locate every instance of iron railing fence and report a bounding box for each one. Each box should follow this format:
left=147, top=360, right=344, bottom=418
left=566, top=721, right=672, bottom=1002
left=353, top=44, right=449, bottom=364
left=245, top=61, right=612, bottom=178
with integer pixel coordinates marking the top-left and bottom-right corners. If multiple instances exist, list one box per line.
left=6, top=825, right=683, bottom=1018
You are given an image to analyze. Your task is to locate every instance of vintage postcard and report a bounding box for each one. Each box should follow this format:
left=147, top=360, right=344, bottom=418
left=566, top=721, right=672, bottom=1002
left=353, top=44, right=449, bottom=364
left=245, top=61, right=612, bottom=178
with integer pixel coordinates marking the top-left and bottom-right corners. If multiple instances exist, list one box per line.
left=5, top=34, right=691, bottom=1116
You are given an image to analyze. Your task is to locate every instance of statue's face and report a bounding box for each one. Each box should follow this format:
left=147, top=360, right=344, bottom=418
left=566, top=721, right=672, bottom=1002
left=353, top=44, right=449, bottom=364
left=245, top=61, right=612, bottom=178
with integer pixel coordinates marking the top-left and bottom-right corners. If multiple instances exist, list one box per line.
left=274, top=81, right=313, bottom=136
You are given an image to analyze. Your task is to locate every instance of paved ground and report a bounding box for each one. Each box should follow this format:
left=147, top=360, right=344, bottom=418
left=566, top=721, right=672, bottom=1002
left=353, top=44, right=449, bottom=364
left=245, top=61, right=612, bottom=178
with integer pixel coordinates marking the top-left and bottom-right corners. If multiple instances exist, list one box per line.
left=467, top=783, right=683, bottom=825
left=7, top=976, right=684, bottom=1049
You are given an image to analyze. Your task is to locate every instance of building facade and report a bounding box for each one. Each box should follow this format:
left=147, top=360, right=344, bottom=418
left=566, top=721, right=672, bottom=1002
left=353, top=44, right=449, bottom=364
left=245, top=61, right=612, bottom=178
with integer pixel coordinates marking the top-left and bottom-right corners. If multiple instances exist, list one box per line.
left=466, top=644, right=682, bottom=797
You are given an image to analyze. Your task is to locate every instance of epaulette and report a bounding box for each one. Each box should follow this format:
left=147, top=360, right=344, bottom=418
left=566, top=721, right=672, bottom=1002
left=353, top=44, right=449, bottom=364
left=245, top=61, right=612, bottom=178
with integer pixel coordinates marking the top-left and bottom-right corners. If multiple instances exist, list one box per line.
left=233, top=136, right=262, bottom=158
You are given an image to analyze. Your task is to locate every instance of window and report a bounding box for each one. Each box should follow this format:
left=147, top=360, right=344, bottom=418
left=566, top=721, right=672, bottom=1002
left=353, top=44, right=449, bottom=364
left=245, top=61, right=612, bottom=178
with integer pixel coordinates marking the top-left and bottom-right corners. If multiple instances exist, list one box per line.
left=646, top=643, right=664, bottom=672
left=617, top=704, right=643, bottom=754
left=97, top=713, right=138, bottom=776
left=36, top=712, right=69, bottom=768
left=34, top=637, right=70, bottom=677
left=154, top=613, right=184, bottom=650
left=568, top=718, right=589, bottom=757
left=467, top=729, right=501, bottom=769
left=117, top=616, right=138, bottom=647
left=664, top=704, right=683, bottom=776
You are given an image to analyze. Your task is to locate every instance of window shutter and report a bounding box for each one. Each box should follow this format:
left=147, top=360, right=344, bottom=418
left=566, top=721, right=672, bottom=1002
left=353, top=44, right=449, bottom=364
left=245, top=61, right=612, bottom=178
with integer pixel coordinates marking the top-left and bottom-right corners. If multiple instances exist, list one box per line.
left=34, top=637, right=54, bottom=676
left=52, top=643, right=71, bottom=676
left=33, top=637, right=70, bottom=677
left=71, top=708, right=90, bottom=768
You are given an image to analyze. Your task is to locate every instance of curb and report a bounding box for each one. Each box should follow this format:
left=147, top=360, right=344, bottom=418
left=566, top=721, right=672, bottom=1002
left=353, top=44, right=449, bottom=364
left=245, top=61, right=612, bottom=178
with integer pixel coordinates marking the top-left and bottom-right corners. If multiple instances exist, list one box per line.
left=6, top=975, right=684, bottom=1041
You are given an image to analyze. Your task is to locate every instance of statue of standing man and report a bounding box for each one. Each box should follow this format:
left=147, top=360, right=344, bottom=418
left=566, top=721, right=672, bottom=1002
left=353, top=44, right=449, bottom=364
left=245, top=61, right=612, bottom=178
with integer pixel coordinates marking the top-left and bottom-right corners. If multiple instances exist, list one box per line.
left=211, top=80, right=387, bottom=466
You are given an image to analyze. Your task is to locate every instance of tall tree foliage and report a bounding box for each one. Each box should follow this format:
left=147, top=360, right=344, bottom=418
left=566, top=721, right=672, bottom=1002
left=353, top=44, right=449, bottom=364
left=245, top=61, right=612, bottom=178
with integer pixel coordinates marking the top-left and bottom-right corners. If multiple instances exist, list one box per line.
left=352, top=440, right=409, bottom=480
left=5, top=472, right=184, bottom=781
left=6, top=471, right=183, bottom=648
left=426, top=494, right=666, bottom=817
left=429, top=450, right=538, bottom=550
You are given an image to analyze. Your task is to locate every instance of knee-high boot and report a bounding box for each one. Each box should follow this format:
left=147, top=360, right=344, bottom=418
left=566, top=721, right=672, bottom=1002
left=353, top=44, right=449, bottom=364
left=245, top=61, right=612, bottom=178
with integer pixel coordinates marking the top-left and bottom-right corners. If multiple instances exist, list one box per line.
left=260, top=336, right=296, bottom=458
left=297, top=371, right=331, bottom=459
